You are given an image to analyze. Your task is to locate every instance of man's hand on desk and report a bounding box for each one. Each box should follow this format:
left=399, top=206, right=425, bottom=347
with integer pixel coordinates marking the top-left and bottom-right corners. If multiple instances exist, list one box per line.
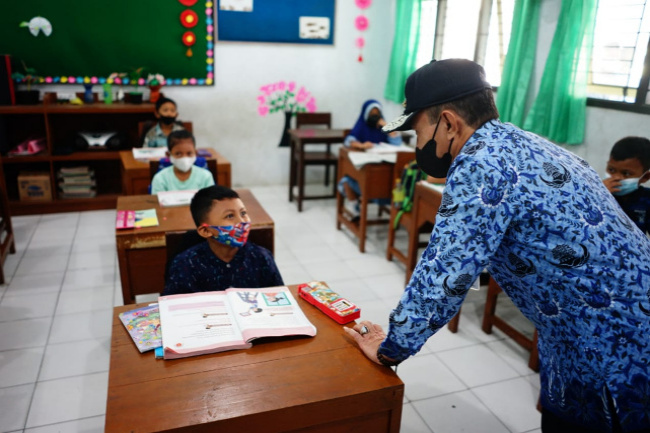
left=344, top=321, right=393, bottom=366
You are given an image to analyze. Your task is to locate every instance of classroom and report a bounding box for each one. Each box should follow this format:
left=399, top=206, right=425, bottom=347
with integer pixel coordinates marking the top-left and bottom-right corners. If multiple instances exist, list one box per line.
left=0, top=0, right=649, bottom=432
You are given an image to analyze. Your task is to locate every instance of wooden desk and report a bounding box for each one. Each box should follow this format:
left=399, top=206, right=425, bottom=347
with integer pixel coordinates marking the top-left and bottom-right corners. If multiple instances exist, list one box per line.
left=120, top=148, right=231, bottom=195
left=105, top=285, right=404, bottom=433
left=116, top=189, right=273, bottom=304
left=335, top=148, right=397, bottom=253
left=288, top=128, right=346, bottom=212
left=405, top=182, right=444, bottom=283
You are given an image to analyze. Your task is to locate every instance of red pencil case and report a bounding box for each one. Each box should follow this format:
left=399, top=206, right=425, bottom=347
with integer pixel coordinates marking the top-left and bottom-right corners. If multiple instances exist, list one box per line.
left=298, top=281, right=361, bottom=324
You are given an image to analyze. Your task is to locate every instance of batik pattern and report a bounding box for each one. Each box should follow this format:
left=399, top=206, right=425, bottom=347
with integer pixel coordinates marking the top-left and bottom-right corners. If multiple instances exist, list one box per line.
left=379, top=120, right=650, bottom=431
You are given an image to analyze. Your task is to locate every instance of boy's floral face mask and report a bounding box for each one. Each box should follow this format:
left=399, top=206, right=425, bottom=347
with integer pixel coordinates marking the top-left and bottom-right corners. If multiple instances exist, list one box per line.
left=202, top=222, right=251, bottom=247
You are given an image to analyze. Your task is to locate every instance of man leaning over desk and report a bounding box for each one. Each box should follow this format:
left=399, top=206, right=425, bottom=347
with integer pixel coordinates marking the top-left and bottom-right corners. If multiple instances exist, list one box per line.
left=344, top=59, right=650, bottom=433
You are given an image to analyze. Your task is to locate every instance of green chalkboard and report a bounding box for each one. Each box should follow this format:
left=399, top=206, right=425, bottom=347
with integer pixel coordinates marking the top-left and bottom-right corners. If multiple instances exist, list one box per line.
left=0, top=0, right=214, bottom=86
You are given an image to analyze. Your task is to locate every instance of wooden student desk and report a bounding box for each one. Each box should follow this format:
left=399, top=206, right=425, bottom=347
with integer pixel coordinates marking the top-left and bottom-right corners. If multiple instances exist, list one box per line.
left=336, top=148, right=400, bottom=253
left=105, top=285, right=404, bottom=433
left=288, top=128, right=347, bottom=212
left=115, top=189, right=273, bottom=305
left=405, top=181, right=444, bottom=283
left=120, top=148, right=232, bottom=194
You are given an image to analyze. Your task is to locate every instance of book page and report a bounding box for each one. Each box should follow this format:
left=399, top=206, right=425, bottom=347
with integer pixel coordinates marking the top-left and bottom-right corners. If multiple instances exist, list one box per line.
left=418, top=180, right=445, bottom=194
left=225, top=287, right=317, bottom=342
left=157, top=189, right=198, bottom=207
left=132, top=147, right=167, bottom=161
left=158, top=292, right=251, bottom=359
left=367, top=143, right=415, bottom=154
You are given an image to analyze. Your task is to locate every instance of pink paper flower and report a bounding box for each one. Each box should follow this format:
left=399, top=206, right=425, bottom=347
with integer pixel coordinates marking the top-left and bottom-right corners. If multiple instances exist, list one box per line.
left=355, top=0, right=372, bottom=9
left=258, top=105, right=269, bottom=116
left=356, top=37, right=365, bottom=48
left=355, top=15, right=369, bottom=31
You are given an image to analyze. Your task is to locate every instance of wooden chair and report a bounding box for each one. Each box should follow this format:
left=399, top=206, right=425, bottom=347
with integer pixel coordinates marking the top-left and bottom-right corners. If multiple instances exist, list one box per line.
left=481, top=276, right=540, bottom=371
left=386, top=153, right=433, bottom=274
left=294, top=112, right=338, bottom=188
left=137, top=121, right=193, bottom=147
left=149, top=158, right=218, bottom=185
left=0, top=186, right=15, bottom=284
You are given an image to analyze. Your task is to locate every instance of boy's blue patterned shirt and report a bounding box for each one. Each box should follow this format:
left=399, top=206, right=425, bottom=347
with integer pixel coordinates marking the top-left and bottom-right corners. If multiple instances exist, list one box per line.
left=615, top=185, right=650, bottom=235
left=163, top=241, right=284, bottom=296
left=380, top=120, right=650, bottom=431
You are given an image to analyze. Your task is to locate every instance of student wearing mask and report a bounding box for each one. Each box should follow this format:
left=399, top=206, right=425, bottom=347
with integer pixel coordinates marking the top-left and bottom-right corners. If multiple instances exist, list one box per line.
left=344, top=59, right=650, bottom=432
left=150, top=130, right=214, bottom=194
left=143, top=97, right=186, bottom=148
left=603, top=136, right=650, bottom=235
left=338, top=99, right=403, bottom=219
left=163, top=186, right=284, bottom=295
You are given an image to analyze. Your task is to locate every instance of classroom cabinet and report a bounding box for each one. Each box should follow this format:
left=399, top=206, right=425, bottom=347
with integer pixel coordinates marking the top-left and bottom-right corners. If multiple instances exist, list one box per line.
left=0, top=103, right=154, bottom=215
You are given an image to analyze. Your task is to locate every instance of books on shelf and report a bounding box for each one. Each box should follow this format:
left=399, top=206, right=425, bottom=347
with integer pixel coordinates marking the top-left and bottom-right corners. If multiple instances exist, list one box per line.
left=132, top=147, right=167, bottom=161
left=157, top=189, right=198, bottom=207
left=158, top=287, right=317, bottom=359
left=57, top=166, right=96, bottom=199
left=118, top=304, right=162, bottom=353
left=115, top=208, right=159, bottom=229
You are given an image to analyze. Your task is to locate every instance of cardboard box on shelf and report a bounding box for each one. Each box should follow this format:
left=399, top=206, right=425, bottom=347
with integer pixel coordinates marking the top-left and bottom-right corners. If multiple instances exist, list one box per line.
left=18, top=172, right=52, bottom=201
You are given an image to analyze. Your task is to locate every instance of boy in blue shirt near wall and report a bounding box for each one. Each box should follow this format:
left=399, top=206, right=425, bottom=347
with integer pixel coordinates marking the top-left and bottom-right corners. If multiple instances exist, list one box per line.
left=151, top=130, right=214, bottom=194
left=603, top=136, right=650, bottom=234
left=163, top=186, right=284, bottom=295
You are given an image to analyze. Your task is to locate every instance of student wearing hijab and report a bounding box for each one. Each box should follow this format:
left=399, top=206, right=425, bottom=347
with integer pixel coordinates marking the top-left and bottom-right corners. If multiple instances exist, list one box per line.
left=338, top=99, right=403, bottom=219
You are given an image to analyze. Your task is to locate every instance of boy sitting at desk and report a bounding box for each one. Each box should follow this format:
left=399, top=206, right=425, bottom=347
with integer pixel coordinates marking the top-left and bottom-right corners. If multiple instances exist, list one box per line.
left=603, top=136, right=650, bottom=234
left=151, top=130, right=215, bottom=194
left=163, top=185, right=284, bottom=295
left=143, top=97, right=186, bottom=148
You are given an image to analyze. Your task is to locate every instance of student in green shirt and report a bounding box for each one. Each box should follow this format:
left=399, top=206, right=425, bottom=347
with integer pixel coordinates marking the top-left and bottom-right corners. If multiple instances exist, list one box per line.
left=151, top=130, right=215, bottom=194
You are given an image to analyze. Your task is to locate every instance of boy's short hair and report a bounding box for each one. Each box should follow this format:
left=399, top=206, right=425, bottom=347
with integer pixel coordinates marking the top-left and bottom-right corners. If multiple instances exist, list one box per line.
left=190, top=186, right=240, bottom=226
left=611, top=136, right=650, bottom=171
left=167, top=130, right=195, bottom=151
left=155, top=97, right=176, bottom=112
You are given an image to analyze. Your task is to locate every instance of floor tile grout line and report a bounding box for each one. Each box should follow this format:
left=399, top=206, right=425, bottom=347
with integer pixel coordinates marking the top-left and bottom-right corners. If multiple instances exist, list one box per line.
left=20, top=215, right=80, bottom=431
left=0, top=215, right=41, bottom=304
left=22, top=414, right=105, bottom=432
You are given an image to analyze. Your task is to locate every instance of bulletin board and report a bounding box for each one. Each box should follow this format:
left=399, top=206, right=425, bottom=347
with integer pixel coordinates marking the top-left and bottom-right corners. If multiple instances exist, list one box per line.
left=217, top=0, right=336, bottom=45
left=0, top=0, right=215, bottom=86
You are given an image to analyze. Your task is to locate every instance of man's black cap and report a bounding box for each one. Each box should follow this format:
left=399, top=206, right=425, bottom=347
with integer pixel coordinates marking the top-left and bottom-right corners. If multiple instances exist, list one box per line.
left=383, top=59, right=492, bottom=132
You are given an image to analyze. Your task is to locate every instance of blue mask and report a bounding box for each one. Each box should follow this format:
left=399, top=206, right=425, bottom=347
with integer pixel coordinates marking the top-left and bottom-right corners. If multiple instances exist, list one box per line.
left=613, top=177, right=641, bottom=196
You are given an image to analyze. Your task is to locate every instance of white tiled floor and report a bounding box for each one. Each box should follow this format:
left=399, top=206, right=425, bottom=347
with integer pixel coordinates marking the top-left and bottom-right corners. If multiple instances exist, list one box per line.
left=0, top=184, right=542, bottom=433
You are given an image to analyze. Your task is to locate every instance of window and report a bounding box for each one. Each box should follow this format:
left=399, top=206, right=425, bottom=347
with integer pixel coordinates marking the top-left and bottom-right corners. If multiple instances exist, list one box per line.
left=588, top=0, right=650, bottom=106
left=415, top=0, right=515, bottom=87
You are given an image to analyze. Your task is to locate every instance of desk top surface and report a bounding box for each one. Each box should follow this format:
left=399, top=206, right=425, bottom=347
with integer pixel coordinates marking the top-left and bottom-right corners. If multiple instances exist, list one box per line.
left=115, top=189, right=273, bottom=238
left=120, top=148, right=230, bottom=171
left=106, top=285, right=403, bottom=432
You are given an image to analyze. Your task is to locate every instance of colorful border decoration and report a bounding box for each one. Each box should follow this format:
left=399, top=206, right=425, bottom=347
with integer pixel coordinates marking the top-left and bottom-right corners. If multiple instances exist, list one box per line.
left=28, top=1, right=214, bottom=87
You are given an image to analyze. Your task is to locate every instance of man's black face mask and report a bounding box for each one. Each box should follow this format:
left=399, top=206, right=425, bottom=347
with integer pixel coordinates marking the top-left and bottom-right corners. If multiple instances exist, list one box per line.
left=415, top=116, right=454, bottom=178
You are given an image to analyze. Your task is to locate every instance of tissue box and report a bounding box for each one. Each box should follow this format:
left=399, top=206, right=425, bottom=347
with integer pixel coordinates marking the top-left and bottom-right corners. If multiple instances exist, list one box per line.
left=18, top=172, right=52, bottom=201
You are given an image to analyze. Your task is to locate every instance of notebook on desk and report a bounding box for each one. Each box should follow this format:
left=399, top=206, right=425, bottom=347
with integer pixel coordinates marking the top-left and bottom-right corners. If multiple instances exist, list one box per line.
left=157, top=190, right=198, bottom=207
left=132, top=147, right=167, bottom=161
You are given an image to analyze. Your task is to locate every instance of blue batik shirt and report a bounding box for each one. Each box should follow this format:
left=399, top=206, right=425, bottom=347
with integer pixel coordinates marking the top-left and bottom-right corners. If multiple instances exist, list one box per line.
left=380, top=120, right=650, bottom=431
left=163, top=241, right=284, bottom=296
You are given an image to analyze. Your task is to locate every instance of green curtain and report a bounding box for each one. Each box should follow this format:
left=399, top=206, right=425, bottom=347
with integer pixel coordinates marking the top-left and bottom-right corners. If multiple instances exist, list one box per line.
left=523, top=0, right=598, bottom=145
left=496, top=0, right=541, bottom=126
left=384, top=0, right=422, bottom=103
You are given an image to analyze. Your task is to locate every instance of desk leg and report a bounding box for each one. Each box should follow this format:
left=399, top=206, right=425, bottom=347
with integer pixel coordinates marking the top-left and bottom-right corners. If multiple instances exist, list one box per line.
left=324, top=144, right=331, bottom=186
left=289, top=138, right=296, bottom=202
left=359, top=196, right=368, bottom=253
left=297, top=145, right=305, bottom=212
left=116, top=242, right=135, bottom=305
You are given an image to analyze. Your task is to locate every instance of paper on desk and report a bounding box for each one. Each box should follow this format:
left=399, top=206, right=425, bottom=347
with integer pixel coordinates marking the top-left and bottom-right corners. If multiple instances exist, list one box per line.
left=132, top=148, right=167, bottom=161
left=366, top=143, right=415, bottom=154
left=157, top=189, right=198, bottom=207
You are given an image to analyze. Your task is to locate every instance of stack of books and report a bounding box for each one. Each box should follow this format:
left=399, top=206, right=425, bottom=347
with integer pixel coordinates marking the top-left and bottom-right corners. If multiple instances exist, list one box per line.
left=57, top=166, right=97, bottom=199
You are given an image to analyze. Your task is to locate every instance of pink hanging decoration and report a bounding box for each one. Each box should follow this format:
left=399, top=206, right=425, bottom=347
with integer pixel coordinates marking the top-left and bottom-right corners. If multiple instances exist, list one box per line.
left=355, top=37, right=365, bottom=48
left=355, top=0, right=372, bottom=9
left=355, top=15, right=369, bottom=31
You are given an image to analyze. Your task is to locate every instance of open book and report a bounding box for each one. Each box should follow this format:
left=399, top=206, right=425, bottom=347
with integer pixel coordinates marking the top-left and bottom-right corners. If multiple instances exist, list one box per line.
left=132, top=147, right=167, bottom=161
left=347, top=144, right=414, bottom=169
left=158, top=286, right=317, bottom=359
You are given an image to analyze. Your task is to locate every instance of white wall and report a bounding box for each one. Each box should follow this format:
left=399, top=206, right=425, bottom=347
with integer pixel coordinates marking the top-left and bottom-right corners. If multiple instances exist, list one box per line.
left=160, top=1, right=402, bottom=187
